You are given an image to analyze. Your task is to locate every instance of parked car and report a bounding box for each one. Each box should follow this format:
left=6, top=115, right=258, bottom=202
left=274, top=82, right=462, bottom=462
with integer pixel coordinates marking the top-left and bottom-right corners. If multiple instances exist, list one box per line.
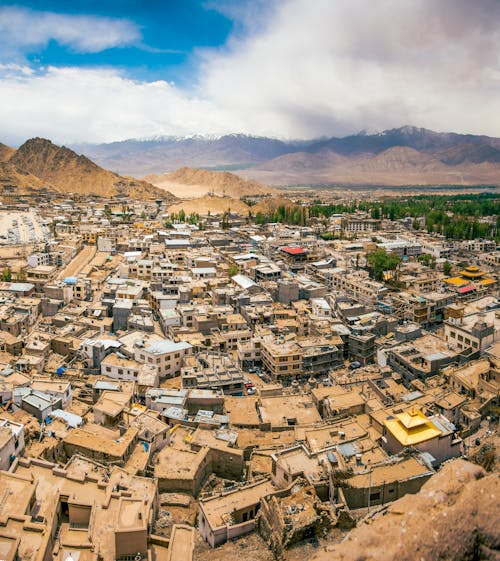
left=247, top=387, right=257, bottom=395
left=349, top=361, right=362, bottom=370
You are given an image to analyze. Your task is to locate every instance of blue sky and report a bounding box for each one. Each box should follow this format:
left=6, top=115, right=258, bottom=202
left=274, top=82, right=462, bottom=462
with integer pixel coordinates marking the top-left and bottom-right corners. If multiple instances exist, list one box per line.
left=13, top=0, right=234, bottom=85
left=0, top=0, right=498, bottom=144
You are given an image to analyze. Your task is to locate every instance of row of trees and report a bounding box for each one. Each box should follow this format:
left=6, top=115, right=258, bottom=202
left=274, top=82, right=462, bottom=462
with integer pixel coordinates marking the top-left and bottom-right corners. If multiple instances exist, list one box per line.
left=253, top=205, right=307, bottom=226
left=310, top=193, right=500, bottom=241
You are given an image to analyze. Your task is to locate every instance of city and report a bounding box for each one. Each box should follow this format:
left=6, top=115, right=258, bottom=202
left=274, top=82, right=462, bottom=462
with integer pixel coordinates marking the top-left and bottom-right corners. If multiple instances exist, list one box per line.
left=0, top=1, right=498, bottom=560
left=0, top=181, right=497, bottom=560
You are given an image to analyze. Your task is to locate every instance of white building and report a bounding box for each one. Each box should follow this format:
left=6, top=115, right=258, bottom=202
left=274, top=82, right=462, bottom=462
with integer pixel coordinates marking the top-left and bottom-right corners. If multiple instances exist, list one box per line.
left=100, top=354, right=160, bottom=387
left=0, top=418, right=25, bottom=469
left=134, top=339, right=192, bottom=378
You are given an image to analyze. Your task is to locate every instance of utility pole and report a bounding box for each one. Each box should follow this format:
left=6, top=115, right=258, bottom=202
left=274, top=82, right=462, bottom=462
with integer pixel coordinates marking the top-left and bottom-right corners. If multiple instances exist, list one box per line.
left=367, top=467, right=373, bottom=514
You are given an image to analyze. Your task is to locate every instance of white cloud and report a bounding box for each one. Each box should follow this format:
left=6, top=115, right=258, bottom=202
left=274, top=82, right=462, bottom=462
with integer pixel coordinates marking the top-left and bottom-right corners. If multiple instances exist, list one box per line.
left=0, top=66, right=233, bottom=144
left=0, top=0, right=499, bottom=144
left=199, top=0, right=500, bottom=138
left=0, top=6, right=140, bottom=56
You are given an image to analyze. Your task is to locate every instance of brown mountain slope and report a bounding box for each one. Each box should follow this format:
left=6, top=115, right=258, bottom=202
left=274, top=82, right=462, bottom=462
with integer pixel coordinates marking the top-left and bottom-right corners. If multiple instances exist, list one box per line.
left=0, top=161, right=50, bottom=195
left=238, top=146, right=500, bottom=186
left=9, top=138, right=176, bottom=200
left=311, top=459, right=499, bottom=561
left=0, top=143, right=15, bottom=162
left=145, top=166, right=278, bottom=199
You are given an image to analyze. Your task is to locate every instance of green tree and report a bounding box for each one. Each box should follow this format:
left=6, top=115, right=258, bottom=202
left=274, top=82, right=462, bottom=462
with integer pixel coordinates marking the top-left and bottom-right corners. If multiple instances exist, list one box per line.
left=443, top=261, right=452, bottom=276
left=366, top=249, right=401, bottom=281
left=2, top=267, right=11, bottom=282
left=228, top=264, right=239, bottom=277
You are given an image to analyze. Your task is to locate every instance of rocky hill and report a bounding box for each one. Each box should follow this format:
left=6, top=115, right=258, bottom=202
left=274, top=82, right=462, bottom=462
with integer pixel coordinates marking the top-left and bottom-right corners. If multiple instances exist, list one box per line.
left=4, top=138, right=176, bottom=200
left=311, top=459, right=499, bottom=561
left=146, top=166, right=278, bottom=198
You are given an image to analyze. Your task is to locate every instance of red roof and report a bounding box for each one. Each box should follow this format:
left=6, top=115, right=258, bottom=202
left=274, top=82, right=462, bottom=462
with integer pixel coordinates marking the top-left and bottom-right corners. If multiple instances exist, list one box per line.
left=281, top=246, right=306, bottom=255
left=457, top=285, right=475, bottom=294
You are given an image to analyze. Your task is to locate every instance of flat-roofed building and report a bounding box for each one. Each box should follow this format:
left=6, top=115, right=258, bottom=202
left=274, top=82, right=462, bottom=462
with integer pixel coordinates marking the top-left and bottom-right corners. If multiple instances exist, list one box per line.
left=100, top=353, right=159, bottom=386
left=134, top=337, right=192, bottom=378
left=261, top=335, right=303, bottom=379
left=198, top=479, right=277, bottom=547
left=9, top=455, right=158, bottom=561
left=338, top=456, right=434, bottom=510
left=444, top=303, right=500, bottom=353
left=0, top=417, right=24, bottom=470
left=63, top=425, right=138, bottom=464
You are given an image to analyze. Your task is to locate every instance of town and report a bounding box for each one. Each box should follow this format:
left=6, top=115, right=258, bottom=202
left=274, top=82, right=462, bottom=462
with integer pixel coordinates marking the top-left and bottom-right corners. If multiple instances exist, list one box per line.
left=0, top=188, right=498, bottom=561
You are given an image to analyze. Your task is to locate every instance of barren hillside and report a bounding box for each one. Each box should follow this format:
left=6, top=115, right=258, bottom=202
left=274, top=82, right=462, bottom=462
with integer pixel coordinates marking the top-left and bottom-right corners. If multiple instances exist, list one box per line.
left=0, top=143, right=15, bottom=162
left=0, top=161, right=50, bottom=195
left=311, top=459, right=499, bottom=561
left=9, top=138, right=177, bottom=200
left=146, top=166, right=278, bottom=198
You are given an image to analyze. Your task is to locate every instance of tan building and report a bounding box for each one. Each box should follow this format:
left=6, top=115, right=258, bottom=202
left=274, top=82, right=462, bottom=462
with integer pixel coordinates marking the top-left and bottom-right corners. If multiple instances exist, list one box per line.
left=6, top=455, right=158, bottom=561
left=261, top=335, right=303, bottom=379
left=198, top=479, right=277, bottom=547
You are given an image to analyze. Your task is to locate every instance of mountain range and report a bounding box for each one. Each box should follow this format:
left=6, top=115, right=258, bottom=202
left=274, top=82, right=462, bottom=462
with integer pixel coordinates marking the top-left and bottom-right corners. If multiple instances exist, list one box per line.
left=72, top=126, right=500, bottom=187
left=0, top=138, right=177, bottom=201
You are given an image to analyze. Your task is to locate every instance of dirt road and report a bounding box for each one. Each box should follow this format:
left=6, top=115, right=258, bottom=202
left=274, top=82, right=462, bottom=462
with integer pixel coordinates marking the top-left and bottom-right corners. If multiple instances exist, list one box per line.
left=57, top=244, right=96, bottom=279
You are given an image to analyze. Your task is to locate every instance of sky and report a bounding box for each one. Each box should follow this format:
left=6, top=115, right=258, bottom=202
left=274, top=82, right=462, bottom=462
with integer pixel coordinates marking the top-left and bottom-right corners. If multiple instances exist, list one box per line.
left=0, top=0, right=499, bottom=145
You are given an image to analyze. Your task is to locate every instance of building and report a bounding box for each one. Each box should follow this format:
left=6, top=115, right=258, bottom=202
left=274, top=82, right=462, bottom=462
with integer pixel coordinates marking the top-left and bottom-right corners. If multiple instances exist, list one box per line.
left=0, top=418, right=25, bottom=470
left=382, top=408, right=462, bottom=466
left=261, top=335, right=303, bottom=379
left=134, top=337, right=192, bottom=378
left=444, top=301, right=500, bottom=353
left=198, top=479, right=277, bottom=547
left=101, top=353, right=160, bottom=386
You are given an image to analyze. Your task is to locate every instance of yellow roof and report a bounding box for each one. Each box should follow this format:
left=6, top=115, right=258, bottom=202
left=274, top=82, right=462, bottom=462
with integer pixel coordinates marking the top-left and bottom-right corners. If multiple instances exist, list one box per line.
left=396, top=409, right=429, bottom=429
left=445, top=277, right=468, bottom=286
left=479, top=278, right=496, bottom=285
left=384, top=409, right=442, bottom=446
left=460, top=270, right=485, bottom=279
